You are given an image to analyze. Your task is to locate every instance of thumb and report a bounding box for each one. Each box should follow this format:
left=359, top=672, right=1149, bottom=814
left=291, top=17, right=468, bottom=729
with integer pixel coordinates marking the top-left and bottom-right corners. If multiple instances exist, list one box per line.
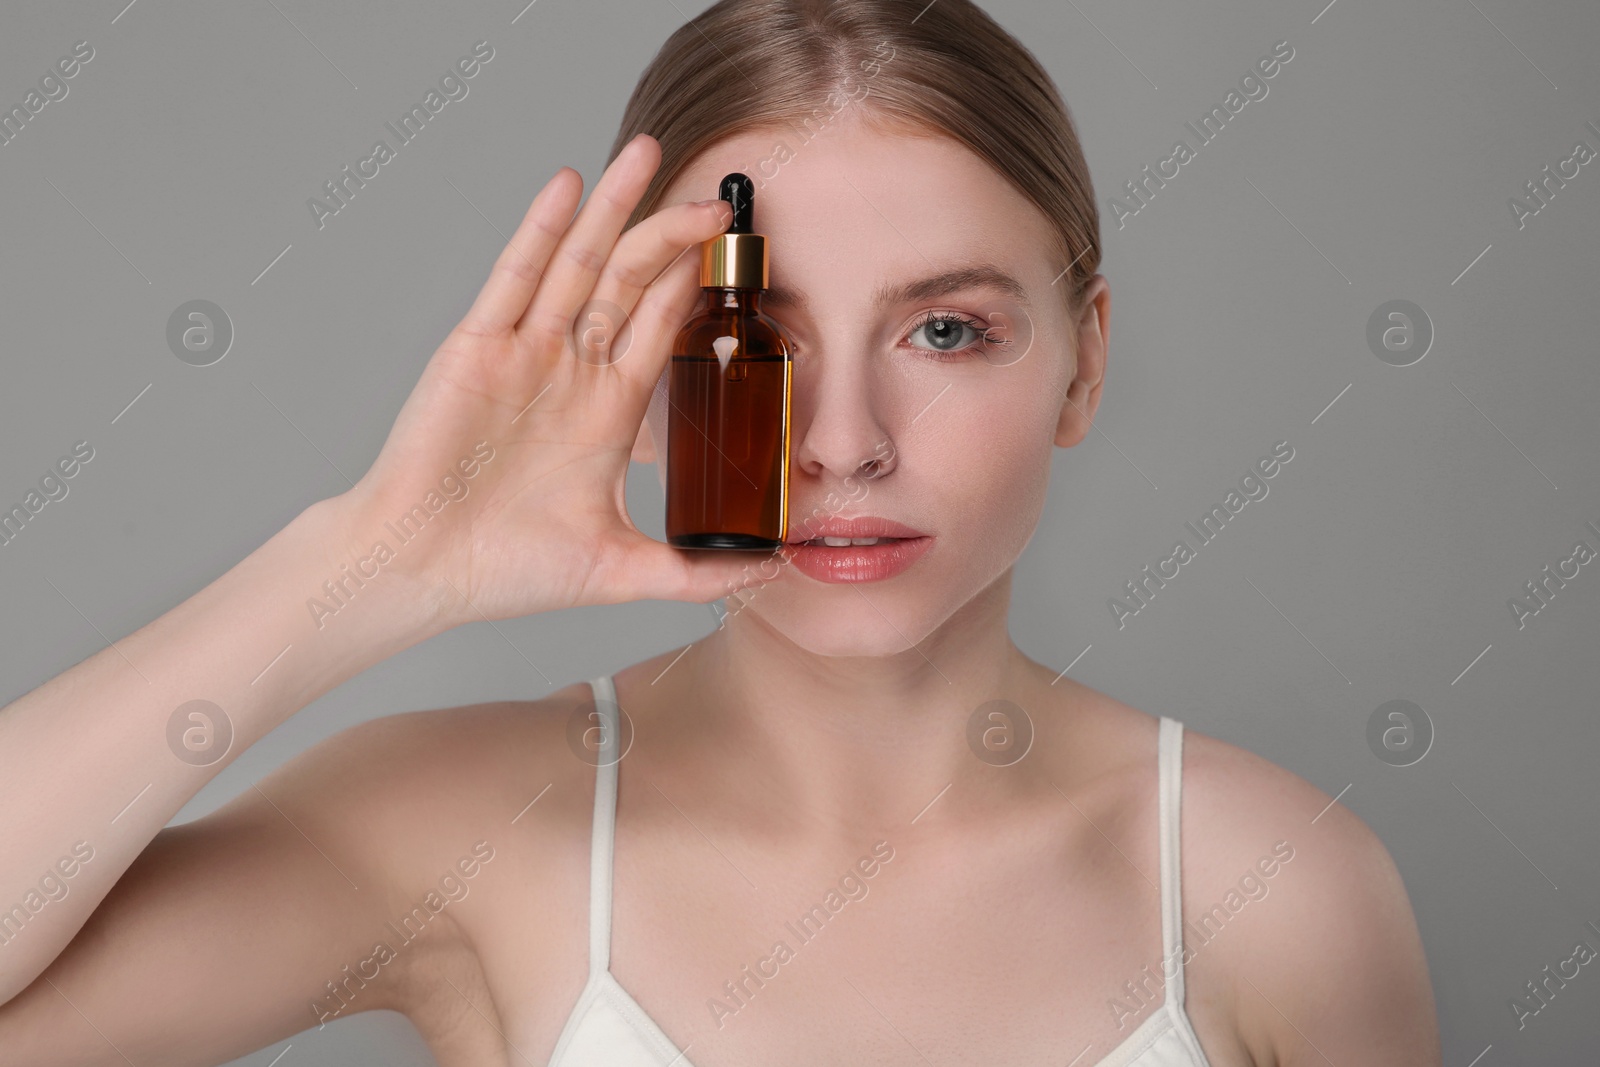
left=613, top=538, right=790, bottom=609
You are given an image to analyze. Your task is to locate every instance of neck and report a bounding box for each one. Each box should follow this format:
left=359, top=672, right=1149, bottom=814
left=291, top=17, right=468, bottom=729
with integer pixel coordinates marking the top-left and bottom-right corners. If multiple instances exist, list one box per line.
left=620, top=570, right=1071, bottom=847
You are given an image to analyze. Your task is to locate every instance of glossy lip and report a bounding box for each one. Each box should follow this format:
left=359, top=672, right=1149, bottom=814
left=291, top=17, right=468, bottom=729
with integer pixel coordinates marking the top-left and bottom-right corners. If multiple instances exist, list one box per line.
left=780, top=536, right=933, bottom=583
left=779, top=516, right=933, bottom=583
left=782, top=516, right=927, bottom=543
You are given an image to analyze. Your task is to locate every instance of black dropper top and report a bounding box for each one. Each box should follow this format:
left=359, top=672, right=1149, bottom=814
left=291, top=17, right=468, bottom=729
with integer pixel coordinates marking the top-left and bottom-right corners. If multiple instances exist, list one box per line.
left=720, top=173, right=754, bottom=234
left=700, top=172, right=766, bottom=289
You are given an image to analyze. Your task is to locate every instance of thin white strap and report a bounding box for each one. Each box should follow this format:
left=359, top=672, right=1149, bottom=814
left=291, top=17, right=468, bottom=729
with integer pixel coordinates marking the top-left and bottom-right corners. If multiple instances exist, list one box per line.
left=586, top=674, right=620, bottom=977
left=1157, top=716, right=1186, bottom=1007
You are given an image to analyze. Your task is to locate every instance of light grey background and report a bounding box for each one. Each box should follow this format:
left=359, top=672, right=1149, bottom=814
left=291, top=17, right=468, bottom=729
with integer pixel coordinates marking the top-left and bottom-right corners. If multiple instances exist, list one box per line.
left=2, top=0, right=1597, bottom=1064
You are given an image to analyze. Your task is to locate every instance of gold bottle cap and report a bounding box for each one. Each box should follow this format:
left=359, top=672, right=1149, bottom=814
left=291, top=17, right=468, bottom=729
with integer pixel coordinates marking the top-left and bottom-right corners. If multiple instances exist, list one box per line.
left=701, top=233, right=767, bottom=289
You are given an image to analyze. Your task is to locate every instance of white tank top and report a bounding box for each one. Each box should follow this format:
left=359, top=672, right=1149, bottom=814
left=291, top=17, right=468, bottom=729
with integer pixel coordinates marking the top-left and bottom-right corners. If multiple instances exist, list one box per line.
left=544, top=674, right=1215, bottom=1067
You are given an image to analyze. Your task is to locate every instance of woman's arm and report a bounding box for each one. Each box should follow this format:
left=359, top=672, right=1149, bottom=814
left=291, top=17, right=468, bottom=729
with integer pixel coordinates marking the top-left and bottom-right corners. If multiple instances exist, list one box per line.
left=0, top=692, right=474, bottom=1066
left=0, top=493, right=446, bottom=1010
left=1180, top=732, right=1443, bottom=1066
left=0, top=133, right=762, bottom=1060
left=1251, top=807, right=1442, bottom=1066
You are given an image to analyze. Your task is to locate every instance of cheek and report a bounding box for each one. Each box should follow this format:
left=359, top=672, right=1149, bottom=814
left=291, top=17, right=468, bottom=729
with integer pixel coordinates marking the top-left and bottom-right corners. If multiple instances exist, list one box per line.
left=935, top=377, right=1057, bottom=546
left=946, top=367, right=1058, bottom=477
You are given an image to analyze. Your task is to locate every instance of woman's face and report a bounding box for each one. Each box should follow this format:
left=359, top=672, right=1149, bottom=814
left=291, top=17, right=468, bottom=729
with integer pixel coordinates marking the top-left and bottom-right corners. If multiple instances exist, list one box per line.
left=640, top=113, right=1107, bottom=658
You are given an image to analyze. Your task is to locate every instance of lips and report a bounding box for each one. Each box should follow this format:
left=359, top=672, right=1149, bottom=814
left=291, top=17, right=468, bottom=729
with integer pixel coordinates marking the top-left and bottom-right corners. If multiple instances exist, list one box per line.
left=780, top=516, right=932, bottom=583
left=782, top=516, right=926, bottom=544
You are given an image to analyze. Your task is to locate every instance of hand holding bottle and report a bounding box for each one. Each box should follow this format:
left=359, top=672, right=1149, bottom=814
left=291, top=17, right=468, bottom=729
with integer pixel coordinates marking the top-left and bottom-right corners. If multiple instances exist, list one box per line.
left=329, top=134, right=766, bottom=629
left=0, top=134, right=774, bottom=1018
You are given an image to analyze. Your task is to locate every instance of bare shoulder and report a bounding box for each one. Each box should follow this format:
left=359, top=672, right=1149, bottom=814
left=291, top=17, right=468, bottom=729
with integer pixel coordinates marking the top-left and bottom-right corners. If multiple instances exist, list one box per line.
left=1172, top=723, right=1443, bottom=1067
left=267, top=681, right=599, bottom=881
left=1176, top=723, right=1367, bottom=867
left=289, top=681, right=600, bottom=829
left=261, top=682, right=601, bottom=1049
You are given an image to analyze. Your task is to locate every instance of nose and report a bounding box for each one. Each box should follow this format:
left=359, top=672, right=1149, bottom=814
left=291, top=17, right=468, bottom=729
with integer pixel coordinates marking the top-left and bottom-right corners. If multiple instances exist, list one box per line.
left=788, top=344, right=897, bottom=488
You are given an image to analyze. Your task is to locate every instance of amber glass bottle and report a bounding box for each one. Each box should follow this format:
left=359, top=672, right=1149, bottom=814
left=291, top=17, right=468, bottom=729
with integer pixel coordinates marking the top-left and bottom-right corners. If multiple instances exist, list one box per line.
left=666, top=174, right=793, bottom=550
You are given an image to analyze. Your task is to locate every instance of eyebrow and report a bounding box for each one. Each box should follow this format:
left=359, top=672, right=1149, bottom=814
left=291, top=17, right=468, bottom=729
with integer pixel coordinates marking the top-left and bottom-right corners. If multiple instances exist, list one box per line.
left=763, top=264, right=1033, bottom=314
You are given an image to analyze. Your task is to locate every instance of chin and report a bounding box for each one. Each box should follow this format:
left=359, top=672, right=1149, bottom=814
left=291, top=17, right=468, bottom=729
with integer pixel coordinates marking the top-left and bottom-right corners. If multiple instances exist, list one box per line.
left=736, top=587, right=949, bottom=659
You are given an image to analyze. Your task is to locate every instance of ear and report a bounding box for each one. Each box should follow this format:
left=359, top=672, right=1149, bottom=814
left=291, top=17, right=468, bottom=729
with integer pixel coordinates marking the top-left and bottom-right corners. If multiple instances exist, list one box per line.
left=1055, top=274, right=1109, bottom=449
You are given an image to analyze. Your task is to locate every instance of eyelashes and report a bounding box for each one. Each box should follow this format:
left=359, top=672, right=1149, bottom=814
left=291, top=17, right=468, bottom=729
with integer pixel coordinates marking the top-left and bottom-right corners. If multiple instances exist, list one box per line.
left=903, top=309, right=1011, bottom=362
left=788, top=310, right=1015, bottom=363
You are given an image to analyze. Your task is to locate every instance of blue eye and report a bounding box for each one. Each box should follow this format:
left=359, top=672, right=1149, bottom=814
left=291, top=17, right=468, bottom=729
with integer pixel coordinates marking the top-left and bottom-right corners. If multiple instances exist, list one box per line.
left=905, top=310, right=1005, bottom=362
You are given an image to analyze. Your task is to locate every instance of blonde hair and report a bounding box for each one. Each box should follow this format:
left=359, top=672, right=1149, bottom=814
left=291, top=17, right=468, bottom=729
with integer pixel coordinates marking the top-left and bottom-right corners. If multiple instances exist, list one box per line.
left=607, top=0, right=1101, bottom=314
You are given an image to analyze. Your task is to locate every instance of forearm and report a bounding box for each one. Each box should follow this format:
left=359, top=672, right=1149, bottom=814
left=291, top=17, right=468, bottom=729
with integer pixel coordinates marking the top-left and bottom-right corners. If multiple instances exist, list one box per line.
left=0, top=493, right=450, bottom=1004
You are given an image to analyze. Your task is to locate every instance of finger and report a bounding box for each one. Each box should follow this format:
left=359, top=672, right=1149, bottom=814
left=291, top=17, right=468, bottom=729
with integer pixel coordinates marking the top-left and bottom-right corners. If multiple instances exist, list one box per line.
left=606, top=536, right=788, bottom=609
left=601, top=237, right=707, bottom=400
left=458, top=167, right=583, bottom=338
left=513, top=133, right=661, bottom=347
left=589, top=197, right=732, bottom=315
left=581, top=197, right=733, bottom=366
left=569, top=245, right=701, bottom=451
left=556, top=197, right=732, bottom=391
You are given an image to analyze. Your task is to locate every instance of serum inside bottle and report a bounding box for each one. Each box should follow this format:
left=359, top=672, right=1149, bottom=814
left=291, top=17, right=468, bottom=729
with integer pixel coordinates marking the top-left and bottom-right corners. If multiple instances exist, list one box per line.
left=665, top=173, right=793, bottom=550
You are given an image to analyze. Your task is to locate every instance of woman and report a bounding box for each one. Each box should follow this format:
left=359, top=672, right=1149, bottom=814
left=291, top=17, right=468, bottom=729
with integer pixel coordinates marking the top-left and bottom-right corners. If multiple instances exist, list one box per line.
left=0, top=1, right=1441, bottom=1064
